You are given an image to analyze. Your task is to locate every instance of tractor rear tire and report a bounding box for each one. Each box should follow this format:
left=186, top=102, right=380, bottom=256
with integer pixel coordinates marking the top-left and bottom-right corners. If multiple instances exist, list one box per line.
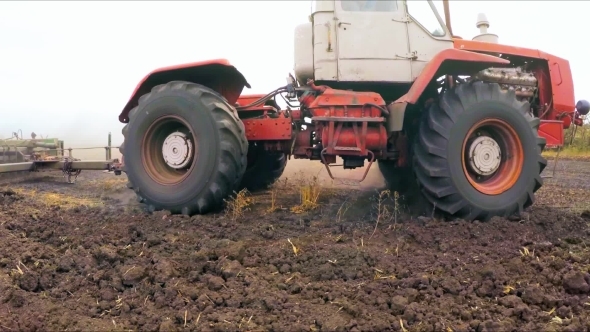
left=239, top=144, right=287, bottom=191
left=413, top=81, right=547, bottom=221
left=120, top=81, right=248, bottom=215
left=377, top=160, right=413, bottom=192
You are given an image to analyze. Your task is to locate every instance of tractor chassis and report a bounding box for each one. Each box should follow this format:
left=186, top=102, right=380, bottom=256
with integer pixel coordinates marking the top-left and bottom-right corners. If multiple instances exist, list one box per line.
left=235, top=79, right=395, bottom=185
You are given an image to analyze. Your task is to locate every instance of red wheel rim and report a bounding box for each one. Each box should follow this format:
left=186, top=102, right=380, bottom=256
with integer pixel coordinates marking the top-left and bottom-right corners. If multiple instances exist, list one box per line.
left=461, top=118, right=524, bottom=195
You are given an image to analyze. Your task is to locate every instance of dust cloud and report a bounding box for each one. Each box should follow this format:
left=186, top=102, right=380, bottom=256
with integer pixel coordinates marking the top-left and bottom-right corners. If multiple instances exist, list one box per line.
left=70, top=148, right=122, bottom=161
left=280, top=157, right=387, bottom=191
left=51, top=134, right=122, bottom=161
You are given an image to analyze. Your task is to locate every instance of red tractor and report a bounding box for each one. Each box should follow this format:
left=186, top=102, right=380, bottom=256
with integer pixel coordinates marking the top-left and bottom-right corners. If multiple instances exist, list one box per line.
left=116, top=0, right=588, bottom=221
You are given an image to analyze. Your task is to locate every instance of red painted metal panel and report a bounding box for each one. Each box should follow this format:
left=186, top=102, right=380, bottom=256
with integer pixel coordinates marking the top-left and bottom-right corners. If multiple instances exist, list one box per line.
left=243, top=118, right=292, bottom=141
left=538, top=120, right=564, bottom=148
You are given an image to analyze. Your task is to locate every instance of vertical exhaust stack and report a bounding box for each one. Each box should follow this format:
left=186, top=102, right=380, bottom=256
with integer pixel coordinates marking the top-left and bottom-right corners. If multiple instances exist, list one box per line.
left=442, top=0, right=453, bottom=36
left=472, top=13, right=498, bottom=44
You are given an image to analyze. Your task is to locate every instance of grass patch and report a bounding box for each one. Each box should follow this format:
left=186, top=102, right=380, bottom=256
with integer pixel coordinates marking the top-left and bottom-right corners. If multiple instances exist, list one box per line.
left=541, top=122, right=590, bottom=160
left=224, top=188, right=254, bottom=221
left=15, top=188, right=103, bottom=209
left=291, top=176, right=322, bottom=214
left=542, top=146, right=590, bottom=160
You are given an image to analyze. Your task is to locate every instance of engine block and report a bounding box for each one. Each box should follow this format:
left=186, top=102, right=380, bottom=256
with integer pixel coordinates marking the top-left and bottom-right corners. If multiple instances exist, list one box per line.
left=471, top=67, right=537, bottom=100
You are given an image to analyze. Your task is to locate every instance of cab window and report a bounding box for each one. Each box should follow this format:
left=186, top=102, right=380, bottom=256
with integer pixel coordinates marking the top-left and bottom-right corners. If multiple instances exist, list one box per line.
left=406, top=0, right=446, bottom=37
left=341, top=0, right=398, bottom=12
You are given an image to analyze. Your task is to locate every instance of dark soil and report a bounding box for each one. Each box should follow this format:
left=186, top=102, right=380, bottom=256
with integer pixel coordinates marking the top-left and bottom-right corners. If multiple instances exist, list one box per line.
left=1, top=159, right=590, bottom=332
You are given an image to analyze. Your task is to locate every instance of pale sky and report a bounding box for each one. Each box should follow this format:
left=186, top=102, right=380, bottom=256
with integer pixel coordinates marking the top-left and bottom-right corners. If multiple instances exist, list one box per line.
left=1, top=1, right=588, bottom=150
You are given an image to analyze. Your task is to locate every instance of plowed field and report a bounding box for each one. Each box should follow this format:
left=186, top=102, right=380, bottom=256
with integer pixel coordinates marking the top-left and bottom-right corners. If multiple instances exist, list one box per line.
left=1, top=158, right=589, bottom=332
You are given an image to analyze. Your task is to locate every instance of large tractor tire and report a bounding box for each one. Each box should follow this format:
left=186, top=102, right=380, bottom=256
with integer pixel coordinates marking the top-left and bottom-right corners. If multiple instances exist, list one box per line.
left=239, top=144, right=287, bottom=191
left=377, top=160, right=413, bottom=192
left=120, top=81, right=248, bottom=215
left=413, top=81, right=547, bottom=221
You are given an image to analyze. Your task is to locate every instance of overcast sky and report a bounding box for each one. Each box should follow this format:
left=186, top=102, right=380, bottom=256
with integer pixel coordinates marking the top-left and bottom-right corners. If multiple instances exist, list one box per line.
left=1, top=1, right=588, bottom=149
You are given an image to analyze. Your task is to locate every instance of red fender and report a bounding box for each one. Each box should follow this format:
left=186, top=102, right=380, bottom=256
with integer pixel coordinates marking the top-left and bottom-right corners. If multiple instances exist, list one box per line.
left=394, top=48, right=510, bottom=105
left=119, top=59, right=250, bottom=123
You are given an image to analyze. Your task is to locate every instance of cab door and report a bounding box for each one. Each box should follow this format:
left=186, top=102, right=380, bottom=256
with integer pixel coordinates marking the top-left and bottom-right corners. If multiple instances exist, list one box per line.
left=334, top=0, right=412, bottom=82
left=404, top=0, right=453, bottom=80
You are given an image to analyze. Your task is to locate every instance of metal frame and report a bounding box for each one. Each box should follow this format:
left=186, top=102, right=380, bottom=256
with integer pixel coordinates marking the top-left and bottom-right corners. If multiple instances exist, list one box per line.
left=0, top=132, right=121, bottom=184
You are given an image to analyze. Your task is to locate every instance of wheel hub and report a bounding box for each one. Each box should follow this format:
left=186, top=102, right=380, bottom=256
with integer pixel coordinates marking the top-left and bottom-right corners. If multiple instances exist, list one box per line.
left=162, top=131, right=193, bottom=169
left=468, top=135, right=501, bottom=176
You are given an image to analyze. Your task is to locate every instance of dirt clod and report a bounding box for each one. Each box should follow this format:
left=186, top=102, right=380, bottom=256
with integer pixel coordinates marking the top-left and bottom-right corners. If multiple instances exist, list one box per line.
left=121, top=265, right=146, bottom=286
left=563, top=271, right=590, bottom=294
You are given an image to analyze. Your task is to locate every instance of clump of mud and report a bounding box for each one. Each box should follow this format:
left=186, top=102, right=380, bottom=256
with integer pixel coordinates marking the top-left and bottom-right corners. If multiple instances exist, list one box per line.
left=0, top=188, right=23, bottom=205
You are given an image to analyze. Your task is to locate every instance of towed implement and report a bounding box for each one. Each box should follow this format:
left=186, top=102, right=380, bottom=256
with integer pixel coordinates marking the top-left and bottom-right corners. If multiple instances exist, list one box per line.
left=0, top=131, right=121, bottom=183
left=116, top=0, right=588, bottom=221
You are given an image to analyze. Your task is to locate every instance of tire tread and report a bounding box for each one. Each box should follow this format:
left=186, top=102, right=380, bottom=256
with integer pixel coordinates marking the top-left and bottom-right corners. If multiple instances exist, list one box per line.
left=120, top=81, right=248, bottom=215
left=413, top=81, right=547, bottom=221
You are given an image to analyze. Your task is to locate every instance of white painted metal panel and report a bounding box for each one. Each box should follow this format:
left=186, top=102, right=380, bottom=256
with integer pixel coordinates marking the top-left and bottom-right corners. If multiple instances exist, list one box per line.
left=334, top=0, right=412, bottom=82
left=405, top=0, right=453, bottom=79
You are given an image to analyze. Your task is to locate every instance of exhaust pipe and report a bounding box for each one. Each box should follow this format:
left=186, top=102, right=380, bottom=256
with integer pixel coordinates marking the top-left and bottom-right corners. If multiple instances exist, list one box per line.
left=442, top=0, right=453, bottom=36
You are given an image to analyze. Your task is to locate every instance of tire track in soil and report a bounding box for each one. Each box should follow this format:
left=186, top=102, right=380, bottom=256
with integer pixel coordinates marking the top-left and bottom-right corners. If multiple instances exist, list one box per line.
left=0, top=160, right=589, bottom=332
